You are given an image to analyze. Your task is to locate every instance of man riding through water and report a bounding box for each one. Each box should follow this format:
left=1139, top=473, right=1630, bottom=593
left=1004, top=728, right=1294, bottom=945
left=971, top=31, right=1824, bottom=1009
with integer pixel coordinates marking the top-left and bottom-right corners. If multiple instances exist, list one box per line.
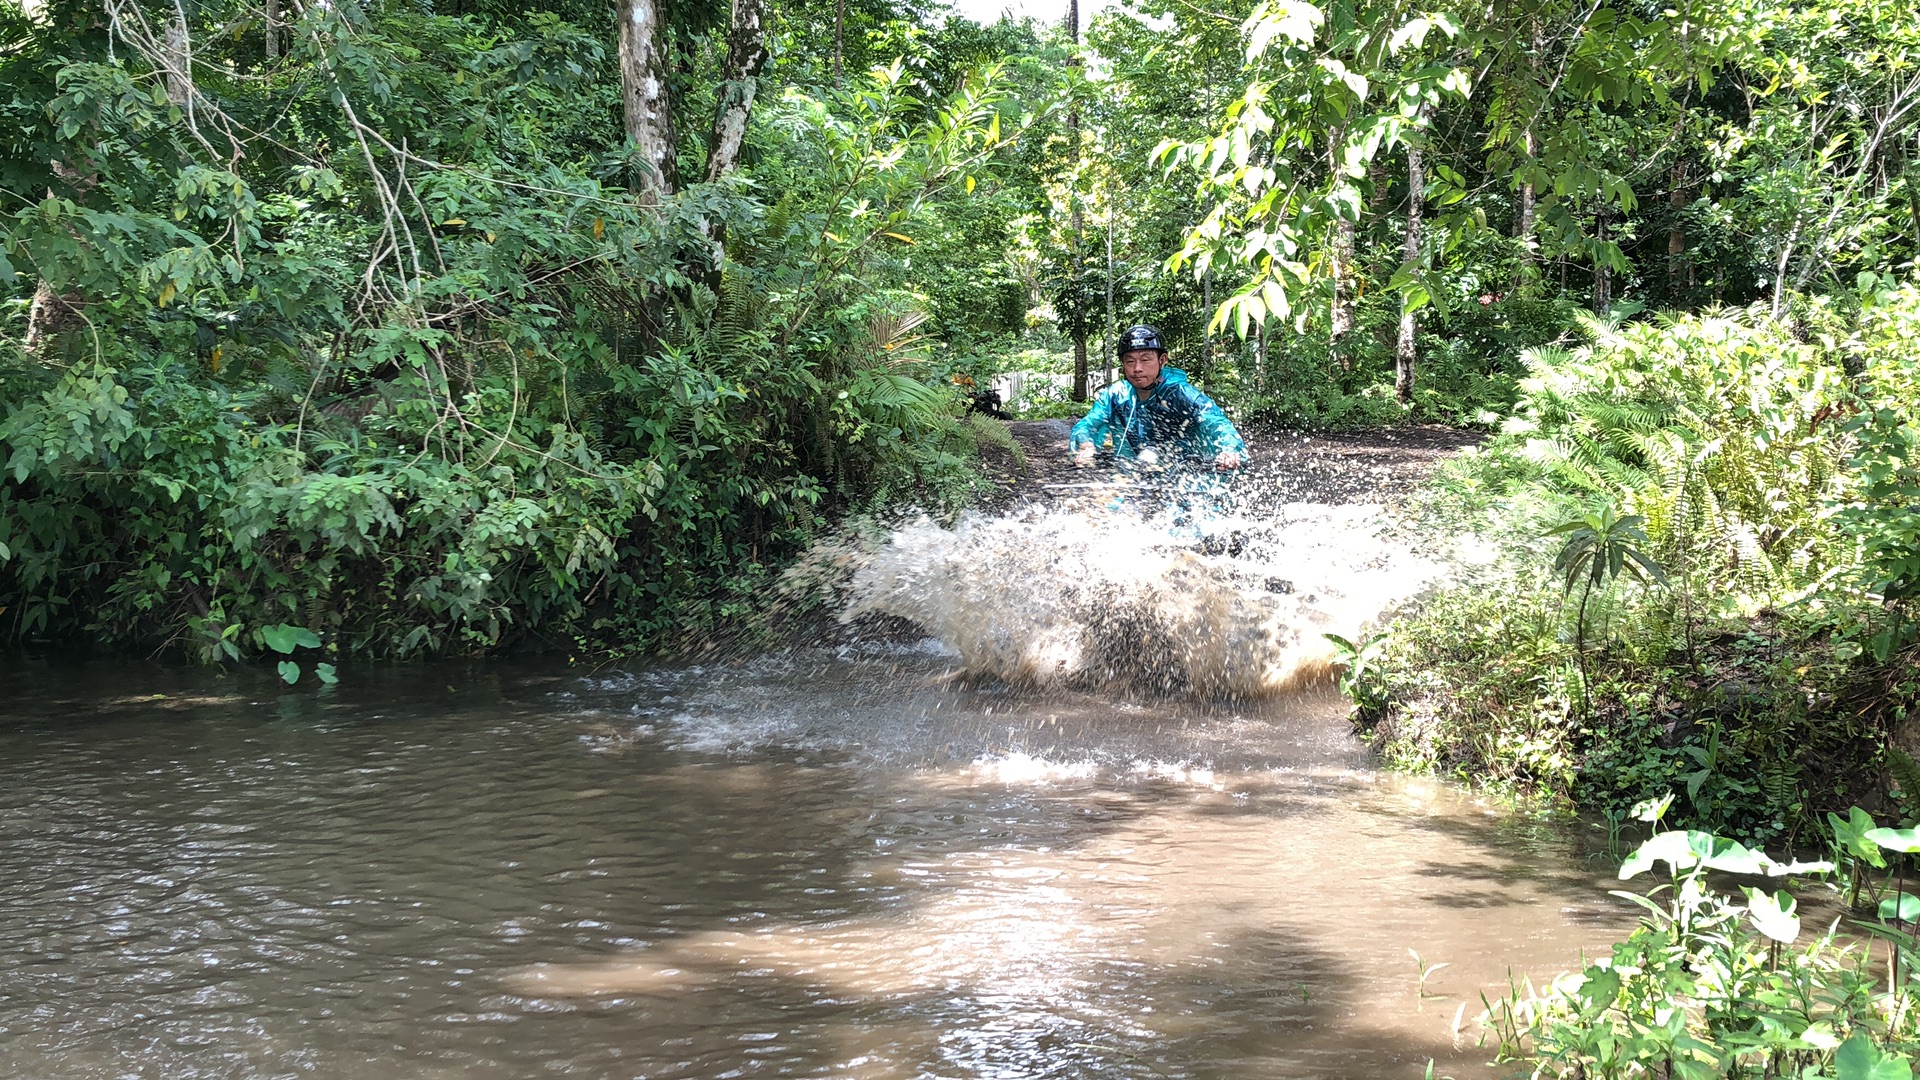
left=1069, top=324, right=1246, bottom=472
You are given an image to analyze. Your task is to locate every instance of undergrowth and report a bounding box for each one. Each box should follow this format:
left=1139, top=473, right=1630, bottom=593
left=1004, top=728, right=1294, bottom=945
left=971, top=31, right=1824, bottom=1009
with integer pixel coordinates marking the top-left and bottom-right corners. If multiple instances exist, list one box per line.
left=1484, top=801, right=1920, bottom=1078
left=1361, top=296, right=1920, bottom=844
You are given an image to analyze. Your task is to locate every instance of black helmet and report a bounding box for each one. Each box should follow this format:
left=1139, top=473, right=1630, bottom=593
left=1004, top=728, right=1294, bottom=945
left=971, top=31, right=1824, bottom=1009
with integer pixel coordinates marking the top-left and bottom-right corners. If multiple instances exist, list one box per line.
left=1118, top=324, right=1166, bottom=357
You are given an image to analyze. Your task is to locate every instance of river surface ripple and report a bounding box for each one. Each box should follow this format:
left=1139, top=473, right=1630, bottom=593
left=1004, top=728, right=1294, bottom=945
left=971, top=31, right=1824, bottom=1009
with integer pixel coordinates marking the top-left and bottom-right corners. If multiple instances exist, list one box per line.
left=0, top=652, right=1631, bottom=1079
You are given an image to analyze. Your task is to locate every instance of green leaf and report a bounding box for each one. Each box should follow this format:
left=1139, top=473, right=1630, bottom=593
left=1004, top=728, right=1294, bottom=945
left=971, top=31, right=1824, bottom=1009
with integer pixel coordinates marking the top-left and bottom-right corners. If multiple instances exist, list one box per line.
left=1832, top=807, right=1889, bottom=867
left=1619, top=830, right=1774, bottom=879
left=1742, top=887, right=1800, bottom=943
left=277, top=660, right=301, bottom=685
left=314, top=663, right=339, bottom=686
left=1878, top=894, right=1920, bottom=922
left=1835, top=1034, right=1913, bottom=1080
left=1632, top=794, right=1673, bottom=823
left=1685, top=767, right=1711, bottom=802
left=1867, top=827, right=1920, bottom=854
left=1802, top=1023, right=1843, bottom=1051
left=1766, top=857, right=1835, bottom=877
left=1573, top=964, right=1620, bottom=1011
left=262, top=624, right=323, bottom=655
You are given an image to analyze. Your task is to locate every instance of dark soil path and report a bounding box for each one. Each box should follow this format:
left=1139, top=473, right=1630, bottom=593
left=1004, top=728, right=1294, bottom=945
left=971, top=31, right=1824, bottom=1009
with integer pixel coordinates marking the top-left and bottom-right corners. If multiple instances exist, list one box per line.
left=980, top=420, right=1484, bottom=508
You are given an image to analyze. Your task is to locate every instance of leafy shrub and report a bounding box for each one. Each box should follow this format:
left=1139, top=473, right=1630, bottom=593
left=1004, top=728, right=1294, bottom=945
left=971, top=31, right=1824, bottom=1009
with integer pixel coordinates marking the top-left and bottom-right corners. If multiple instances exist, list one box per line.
left=1842, top=283, right=1920, bottom=654
left=1484, top=809, right=1920, bottom=1079
left=0, top=12, right=1014, bottom=662
left=1375, top=302, right=1918, bottom=839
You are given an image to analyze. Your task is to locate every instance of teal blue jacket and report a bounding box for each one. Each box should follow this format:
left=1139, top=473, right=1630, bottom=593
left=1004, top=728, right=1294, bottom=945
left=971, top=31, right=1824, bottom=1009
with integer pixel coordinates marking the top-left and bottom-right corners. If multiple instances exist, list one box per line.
left=1069, top=368, right=1247, bottom=462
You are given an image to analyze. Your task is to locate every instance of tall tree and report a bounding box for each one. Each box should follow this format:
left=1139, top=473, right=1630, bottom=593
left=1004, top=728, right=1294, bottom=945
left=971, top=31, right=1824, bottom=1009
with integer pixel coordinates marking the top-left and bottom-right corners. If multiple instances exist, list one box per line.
left=1395, top=132, right=1424, bottom=405
left=1512, top=17, right=1543, bottom=291
left=1668, top=163, right=1691, bottom=293
left=162, top=4, right=190, bottom=105
left=1165, top=0, right=1470, bottom=341
left=1592, top=201, right=1611, bottom=312
left=1328, top=124, right=1356, bottom=355
left=619, top=0, right=676, bottom=199
left=1066, top=0, right=1087, bottom=401
left=702, top=0, right=770, bottom=274
left=833, top=0, right=845, bottom=80
left=706, top=0, right=769, bottom=184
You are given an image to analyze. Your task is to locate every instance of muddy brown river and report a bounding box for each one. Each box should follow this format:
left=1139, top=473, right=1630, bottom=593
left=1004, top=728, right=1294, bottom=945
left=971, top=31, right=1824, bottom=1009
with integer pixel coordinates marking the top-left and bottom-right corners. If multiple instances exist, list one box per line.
left=0, top=646, right=1633, bottom=1079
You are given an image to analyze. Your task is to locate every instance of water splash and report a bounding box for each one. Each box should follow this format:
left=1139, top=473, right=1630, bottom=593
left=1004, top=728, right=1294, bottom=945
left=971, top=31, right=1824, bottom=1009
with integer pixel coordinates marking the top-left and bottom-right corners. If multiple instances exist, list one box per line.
left=838, top=492, right=1445, bottom=699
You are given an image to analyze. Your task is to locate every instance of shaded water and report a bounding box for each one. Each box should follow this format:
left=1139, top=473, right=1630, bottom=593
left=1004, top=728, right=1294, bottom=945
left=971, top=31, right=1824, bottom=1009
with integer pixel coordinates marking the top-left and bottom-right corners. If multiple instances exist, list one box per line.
left=0, top=650, right=1632, bottom=1079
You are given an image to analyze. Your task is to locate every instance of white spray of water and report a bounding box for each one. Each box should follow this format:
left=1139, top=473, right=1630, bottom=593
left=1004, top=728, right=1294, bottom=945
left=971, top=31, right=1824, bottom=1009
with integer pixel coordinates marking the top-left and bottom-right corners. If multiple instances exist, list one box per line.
left=839, top=495, right=1446, bottom=699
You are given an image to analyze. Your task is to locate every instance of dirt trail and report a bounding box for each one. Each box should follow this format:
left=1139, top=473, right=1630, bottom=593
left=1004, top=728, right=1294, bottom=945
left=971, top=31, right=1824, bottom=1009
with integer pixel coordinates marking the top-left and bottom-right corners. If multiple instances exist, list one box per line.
left=983, top=419, right=1483, bottom=508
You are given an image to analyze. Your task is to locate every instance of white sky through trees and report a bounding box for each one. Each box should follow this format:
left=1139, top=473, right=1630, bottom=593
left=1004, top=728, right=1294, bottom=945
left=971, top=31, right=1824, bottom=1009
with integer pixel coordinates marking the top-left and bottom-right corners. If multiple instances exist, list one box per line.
left=945, top=0, right=1098, bottom=32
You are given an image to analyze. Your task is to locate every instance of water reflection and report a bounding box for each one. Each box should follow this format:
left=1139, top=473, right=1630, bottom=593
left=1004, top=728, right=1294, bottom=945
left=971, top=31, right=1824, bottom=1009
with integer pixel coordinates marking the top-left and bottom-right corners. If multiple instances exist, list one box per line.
left=0, top=655, right=1630, bottom=1078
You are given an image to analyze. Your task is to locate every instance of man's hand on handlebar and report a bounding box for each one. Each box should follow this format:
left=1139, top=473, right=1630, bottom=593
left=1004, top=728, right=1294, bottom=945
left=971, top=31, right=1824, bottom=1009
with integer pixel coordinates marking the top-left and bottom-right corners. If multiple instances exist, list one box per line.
left=1072, top=443, right=1097, bottom=468
left=1214, top=450, right=1244, bottom=472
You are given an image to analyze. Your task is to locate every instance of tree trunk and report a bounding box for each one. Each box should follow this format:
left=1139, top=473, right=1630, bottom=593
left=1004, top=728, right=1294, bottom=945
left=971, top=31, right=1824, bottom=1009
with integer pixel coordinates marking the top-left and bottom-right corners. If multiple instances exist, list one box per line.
left=1593, top=203, right=1612, bottom=313
left=832, top=0, right=844, bottom=81
left=264, top=0, right=281, bottom=59
left=698, top=0, right=769, bottom=279
left=1330, top=217, right=1355, bottom=338
left=1067, top=0, right=1087, bottom=401
left=1395, top=140, right=1424, bottom=406
left=1516, top=133, right=1536, bottom=291
left=1770, top=223, right=1797, bottom=320
left=1667, top=163, right=1690, bottom=293
left=1329, top=126, right=1355, bottom=358
left=1103, top=211, right=1115, bottom=389
left=1201, top=268, right=1213, bottom=380
left=163, top=2, right=192, bottom=105
left=1254, top=319, right=1267, bottom=394
left=705, top=0, right=768, bottom=185
left=619, top=0, right=676, bottom=201
left=23, top=278, right=81, bottom=355
left=1069, top=202, right=1087, bottom=399
left=1515, top=19, right=1542, bottom=292
left=24, top=163, right=96, bottom=357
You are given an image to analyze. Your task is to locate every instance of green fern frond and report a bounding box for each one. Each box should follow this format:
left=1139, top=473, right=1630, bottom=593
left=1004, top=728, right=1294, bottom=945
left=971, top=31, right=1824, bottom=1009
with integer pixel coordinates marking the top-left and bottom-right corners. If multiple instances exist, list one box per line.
left=1890, top=747, right=1920, bottom=805
left=1571, top=309, right=1615, bottom=343
left=1761, top=762, right=1800, bottom=812
left=1520, top=345, right=1578, bottom=372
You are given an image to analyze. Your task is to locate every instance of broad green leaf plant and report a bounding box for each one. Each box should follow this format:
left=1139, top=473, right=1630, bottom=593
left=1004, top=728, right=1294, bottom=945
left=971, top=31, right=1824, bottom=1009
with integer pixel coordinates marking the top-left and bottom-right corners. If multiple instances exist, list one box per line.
left=1482, top=796, right=1920, bottom=1078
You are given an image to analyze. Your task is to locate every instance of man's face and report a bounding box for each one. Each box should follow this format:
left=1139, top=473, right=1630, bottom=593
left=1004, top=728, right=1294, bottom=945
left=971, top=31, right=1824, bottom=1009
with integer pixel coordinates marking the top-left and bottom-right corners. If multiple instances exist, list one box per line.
left=1121, top=349, right=1164, bottom=390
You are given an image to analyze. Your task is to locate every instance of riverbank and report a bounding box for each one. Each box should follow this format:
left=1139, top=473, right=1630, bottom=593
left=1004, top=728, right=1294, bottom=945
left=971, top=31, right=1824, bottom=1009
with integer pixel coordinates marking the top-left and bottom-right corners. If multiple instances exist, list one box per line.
left=1349, top=308, right=1920, bottom=846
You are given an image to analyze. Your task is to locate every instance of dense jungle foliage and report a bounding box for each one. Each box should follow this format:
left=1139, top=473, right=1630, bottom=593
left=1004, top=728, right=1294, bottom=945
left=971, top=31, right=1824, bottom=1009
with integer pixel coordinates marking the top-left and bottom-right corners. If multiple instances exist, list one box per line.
left=3, top=0, right=1920, bottom=846
left=1374, top=294, right=1920, bottom=842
